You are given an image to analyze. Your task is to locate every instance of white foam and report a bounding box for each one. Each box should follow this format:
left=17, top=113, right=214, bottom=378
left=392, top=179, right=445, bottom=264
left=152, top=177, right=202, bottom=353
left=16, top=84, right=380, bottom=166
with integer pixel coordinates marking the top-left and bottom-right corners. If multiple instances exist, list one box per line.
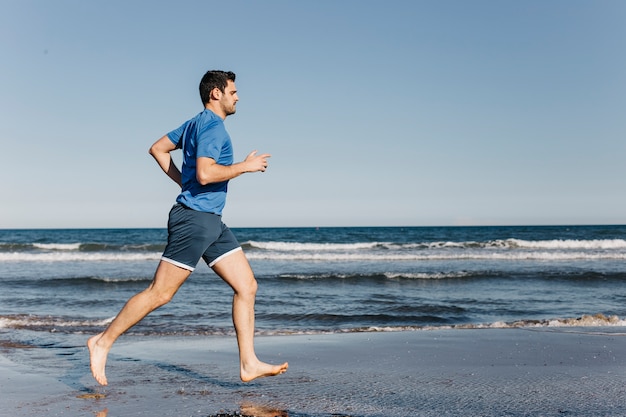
left=0, top=252, right=160, bottom=262
left=2, top=249, right=625, bottom=263
left=245, top=251, right=626, bottom=261
left=33, top=243, right=81, bottom=251
left=246, top=241, right=380, bottom=251
left=255, top=314, right=626, bottom=336
left=248, top=239, right=626, bottom=252
left=4, top=237, right=626, bottom=263
left=0, top=315, right=115, bottom=329
left=383, top=271, right=472, bottom=280
left=451, top=314, right=626, bottom=330
left=506, top=238, right=626, bottom=250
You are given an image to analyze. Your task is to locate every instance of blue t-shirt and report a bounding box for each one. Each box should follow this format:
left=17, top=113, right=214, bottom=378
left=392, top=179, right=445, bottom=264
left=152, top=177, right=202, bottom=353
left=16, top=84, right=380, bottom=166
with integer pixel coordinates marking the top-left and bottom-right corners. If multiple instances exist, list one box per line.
left=167, top=110, right=234, bottom=214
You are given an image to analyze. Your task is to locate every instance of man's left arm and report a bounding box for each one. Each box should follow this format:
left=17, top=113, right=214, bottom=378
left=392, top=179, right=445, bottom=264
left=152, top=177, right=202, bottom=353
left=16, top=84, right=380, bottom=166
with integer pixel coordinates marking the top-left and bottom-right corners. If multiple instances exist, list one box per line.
left=149, top=135, right=182, bottom=187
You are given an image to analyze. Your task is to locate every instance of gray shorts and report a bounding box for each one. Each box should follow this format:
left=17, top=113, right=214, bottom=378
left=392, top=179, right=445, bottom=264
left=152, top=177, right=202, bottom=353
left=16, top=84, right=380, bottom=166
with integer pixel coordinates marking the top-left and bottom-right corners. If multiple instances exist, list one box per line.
left=161, top=204, right=241, bottom=271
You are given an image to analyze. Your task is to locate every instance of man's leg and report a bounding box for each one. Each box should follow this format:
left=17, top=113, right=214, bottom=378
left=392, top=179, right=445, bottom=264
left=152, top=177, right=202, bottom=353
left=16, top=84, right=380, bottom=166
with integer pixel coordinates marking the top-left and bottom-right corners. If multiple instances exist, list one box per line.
left=88, top=260, right=192, bottom=385
left=211, top=250, right=288, bottom=382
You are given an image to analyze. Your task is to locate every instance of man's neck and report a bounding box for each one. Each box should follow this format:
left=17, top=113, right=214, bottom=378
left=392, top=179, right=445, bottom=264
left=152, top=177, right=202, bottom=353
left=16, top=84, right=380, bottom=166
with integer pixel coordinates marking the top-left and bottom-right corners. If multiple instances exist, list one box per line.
left=205, top=104, right=226, bottom=120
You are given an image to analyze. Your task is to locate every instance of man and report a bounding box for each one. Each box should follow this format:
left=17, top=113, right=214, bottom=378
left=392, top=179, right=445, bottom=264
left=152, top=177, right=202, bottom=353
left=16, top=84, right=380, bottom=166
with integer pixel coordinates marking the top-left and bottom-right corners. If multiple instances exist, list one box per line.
left=88, top=70, right=288, bottom=386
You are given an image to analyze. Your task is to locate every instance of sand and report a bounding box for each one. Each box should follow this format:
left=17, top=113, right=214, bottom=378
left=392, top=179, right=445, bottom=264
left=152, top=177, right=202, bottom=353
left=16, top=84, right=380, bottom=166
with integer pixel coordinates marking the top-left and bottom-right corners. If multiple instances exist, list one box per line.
left=1, top=328, right=626, bottom=416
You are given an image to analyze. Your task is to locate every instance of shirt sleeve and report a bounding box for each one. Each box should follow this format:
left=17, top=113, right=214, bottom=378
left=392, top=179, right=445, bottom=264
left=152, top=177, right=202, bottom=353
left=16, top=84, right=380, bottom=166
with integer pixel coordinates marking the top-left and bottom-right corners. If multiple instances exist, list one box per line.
left=166, top=122, right=187, bottom=149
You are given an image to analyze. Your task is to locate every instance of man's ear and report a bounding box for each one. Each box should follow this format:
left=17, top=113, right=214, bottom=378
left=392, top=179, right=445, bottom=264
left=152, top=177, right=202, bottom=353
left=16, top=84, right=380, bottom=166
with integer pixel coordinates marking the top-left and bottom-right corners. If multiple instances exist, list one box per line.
left=210, top=87, right=222, bottom=101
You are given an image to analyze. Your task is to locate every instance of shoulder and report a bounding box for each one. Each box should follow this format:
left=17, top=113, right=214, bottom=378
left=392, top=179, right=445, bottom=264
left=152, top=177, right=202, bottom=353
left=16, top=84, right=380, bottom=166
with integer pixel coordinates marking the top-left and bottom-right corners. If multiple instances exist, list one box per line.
left=198, top=109, right=222, bottom=125
left=197, top=110, right=227, bottom=136
left=180, top=110, right=221, bottom=130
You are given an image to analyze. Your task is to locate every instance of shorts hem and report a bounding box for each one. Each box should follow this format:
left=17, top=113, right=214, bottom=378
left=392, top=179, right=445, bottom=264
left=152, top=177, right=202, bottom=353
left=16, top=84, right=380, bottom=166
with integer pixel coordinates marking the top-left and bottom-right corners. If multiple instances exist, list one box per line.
left=208, top=247, right=242, bottom=267
left=161, top=256, right=195, bottom=271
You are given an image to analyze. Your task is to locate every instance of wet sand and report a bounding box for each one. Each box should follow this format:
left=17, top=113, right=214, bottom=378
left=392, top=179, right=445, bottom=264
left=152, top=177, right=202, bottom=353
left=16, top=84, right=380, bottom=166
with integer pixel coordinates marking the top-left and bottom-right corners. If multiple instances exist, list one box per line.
left=2, top=328, right=626, bottom=416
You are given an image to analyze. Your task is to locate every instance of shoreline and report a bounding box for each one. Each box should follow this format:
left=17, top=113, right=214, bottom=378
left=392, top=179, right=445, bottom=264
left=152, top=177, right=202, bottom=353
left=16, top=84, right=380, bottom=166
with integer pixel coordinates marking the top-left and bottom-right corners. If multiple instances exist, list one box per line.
left=2, top=328, right=626, bottom=416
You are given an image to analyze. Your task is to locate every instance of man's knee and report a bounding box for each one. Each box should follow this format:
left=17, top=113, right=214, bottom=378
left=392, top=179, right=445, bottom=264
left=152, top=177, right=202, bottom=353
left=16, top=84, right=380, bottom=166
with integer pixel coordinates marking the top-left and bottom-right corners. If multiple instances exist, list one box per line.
left=248, top=278, right=258, bottom=295
left=155, top=289, right=177, bottom=306
left=144, top=285, right=177, bottom=307
left=235, top=277, right=258, bottom=299
left=148, top=260, right=191, bottom=306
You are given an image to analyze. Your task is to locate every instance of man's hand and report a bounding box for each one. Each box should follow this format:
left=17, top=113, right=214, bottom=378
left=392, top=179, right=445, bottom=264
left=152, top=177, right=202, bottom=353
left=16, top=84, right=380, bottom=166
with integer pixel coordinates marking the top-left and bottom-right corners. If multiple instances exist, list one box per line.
left=244, top=150, right=271, bottom=173
left=149, top=135, right=182, bottom=187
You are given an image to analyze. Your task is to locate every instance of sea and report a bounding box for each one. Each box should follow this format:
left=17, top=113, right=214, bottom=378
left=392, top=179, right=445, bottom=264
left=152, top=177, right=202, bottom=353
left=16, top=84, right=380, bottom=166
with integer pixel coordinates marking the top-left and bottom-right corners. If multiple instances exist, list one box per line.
left=2, top=224, right=626, bottom=339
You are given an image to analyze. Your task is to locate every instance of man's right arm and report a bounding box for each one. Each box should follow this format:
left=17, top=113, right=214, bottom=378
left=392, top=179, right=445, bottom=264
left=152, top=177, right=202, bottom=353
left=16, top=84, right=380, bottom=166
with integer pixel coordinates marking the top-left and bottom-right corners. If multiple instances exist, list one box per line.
left=149, top=135, right=182, bottom=187
left=195, top=150, right=271, bottom=186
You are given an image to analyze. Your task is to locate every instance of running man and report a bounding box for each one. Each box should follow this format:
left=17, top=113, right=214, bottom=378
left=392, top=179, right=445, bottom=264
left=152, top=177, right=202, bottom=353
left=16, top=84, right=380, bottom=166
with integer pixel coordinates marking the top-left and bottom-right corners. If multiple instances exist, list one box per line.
left=88, top=70, right=288, bottom=386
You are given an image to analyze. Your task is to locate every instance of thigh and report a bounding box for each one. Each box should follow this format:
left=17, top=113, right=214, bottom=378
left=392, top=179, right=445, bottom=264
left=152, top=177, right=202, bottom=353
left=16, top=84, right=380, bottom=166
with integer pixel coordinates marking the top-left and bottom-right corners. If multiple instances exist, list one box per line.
left=211, top=249, right=256, bottom=292
left=150, top=260, right=193, bottom=294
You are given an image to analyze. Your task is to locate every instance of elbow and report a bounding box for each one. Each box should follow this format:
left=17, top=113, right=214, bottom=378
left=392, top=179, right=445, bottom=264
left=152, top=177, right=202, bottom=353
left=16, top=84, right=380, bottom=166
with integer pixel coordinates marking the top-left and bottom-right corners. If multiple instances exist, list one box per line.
left=196, top=172, right=212, bottom=186
left=196, top=170, right=211, bottom=185
left=148, top=144, right=157, bottom=157
left=196, top=159, right=221, bottom=185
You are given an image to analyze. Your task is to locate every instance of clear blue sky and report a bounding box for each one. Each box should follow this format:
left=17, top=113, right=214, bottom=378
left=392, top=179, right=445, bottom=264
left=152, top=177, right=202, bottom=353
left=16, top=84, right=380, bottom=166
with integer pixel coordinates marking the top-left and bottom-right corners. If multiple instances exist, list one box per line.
left=1, top=0, right=625, bottom=228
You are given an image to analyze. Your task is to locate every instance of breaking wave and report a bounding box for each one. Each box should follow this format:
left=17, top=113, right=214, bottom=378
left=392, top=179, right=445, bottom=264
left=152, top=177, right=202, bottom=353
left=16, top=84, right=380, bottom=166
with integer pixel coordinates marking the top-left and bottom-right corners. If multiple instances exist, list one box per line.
left=3, top=237, right=625, bottom=262
left=1, top=313, right=624, bottom=336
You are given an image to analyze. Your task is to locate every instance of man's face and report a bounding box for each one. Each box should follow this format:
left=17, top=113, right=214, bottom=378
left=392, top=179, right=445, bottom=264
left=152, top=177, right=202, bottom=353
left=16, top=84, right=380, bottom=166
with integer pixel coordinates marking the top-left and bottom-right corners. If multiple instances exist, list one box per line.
left=220, top=80, right=239, bottom=116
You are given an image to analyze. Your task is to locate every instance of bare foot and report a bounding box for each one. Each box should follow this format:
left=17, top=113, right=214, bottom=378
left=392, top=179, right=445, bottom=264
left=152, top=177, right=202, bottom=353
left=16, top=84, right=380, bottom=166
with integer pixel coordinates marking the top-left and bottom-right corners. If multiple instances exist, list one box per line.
left=240, top=360, right=288, bottom=382
left=87, top=333, right=109, bottom=386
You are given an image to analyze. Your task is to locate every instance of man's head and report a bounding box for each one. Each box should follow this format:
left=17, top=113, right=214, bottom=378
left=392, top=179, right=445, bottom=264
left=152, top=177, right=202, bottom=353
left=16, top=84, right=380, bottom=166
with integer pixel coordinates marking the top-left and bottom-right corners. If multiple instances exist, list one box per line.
left=199, top=70, right=238, bottom=118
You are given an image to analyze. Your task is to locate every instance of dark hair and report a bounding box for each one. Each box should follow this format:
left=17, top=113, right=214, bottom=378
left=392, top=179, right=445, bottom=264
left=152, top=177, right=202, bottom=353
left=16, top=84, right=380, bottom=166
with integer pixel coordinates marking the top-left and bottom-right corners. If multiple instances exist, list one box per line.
left=199, top=70, right=236, bottom=105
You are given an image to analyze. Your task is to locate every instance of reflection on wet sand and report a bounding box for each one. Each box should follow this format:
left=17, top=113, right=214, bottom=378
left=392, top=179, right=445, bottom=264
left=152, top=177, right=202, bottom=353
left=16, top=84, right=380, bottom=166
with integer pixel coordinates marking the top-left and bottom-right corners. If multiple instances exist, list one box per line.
left=92, top=403, right=287, bottom=417
left=208, top=402, right=289, bottom=417
left=240, top=402, right=289, bottom=417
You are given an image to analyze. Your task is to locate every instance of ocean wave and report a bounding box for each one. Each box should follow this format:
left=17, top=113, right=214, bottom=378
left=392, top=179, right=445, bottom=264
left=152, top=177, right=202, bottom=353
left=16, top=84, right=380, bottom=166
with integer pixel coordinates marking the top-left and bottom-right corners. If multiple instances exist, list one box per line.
left=0, top=242, right=165, bottom=253
left=504, top=238, right=626, bottom=250
left=446, top=313, right=626, bottom=330
left=271, top=270, right=626, bottom=283
left=0, top=314, right=115, bottom=331
left=383, top=271, right=474, bottom=280
left=2, top=237, right=626, bottom=263
left=426, top=238, right=626, bottom=250
left=0, top=252, right=161, bottom=262
left=2, top=313, right=624, bottom=336
left=243, top=238, right=626, bottom=252
left=33, top=243, right=81, bottom=251
left=36, top=276, right=153, bottom=286
left=262, top=313, right=626, bottom=335
left=243, top=241, right=382, bottom=251
left=277, top=271, right=476, bottom=281
left=247, top=251, right=626, bottom=261
left=2, top=250, right=626, bottom=263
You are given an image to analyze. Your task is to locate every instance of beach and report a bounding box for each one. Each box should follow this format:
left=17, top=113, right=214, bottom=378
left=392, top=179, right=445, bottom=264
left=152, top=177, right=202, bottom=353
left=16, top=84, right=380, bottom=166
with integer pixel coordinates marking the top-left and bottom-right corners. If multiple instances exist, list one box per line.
left=2, top=226, right=626, bottom=415
left=2, top=328, right=626, bottom=417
